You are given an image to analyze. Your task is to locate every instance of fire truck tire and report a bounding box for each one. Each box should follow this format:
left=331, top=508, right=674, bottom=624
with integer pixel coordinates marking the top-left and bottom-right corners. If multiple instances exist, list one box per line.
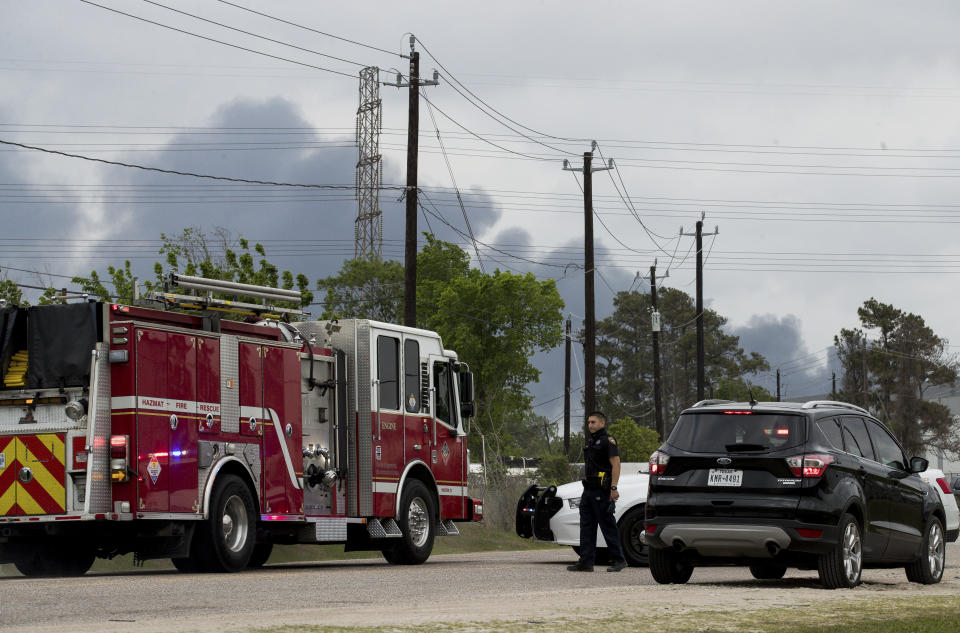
left=382, top=480, right=436, bottom=565
left=247, top=542, right=274, bottom=568
left=194, top=474, right=257, bottom=573
left=171, top=556, right=202, bottom=573
left=14, top=545, right=95, bottom=577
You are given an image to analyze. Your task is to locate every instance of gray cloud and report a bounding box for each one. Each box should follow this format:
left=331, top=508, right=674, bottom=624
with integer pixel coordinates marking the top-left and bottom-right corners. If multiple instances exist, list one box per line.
left=729, top=313, right=840, bottom=398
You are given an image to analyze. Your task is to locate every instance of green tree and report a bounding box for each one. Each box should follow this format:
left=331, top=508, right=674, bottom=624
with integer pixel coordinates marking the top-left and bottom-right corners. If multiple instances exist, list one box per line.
left=1, top=269, right=60, bottom=307
left=535, top=453, right=576, bottom=486
left=316, top=257, right=404, bottom=321
left=0, top=277, right=25, bottom=307
left=606, top=417, right=661, bottom=462
left=72, top=260, right=140, bottom=303
left=835, top=298, right=958, bottom=457
left=417, top=238, right=565, bottom=456
left=74, top=227, right=313, bottom=307
left=596, top=287, right=769, bottom=432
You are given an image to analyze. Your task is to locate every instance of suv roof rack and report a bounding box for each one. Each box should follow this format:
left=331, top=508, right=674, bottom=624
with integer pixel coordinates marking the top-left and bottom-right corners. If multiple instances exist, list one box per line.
left=691, top=399, right=734, bottom=407
left=800, top=400, right=868, bottom=415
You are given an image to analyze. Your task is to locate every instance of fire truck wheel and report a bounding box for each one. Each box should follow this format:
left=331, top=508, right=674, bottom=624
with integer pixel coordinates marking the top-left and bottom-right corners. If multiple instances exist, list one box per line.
left=195, top=474, right=257, bottom=573
left=246, top=542, right=274, bottom=568
left=382, top=480, right=436, bottom=565
left=14, top=545, right=95, bottom=577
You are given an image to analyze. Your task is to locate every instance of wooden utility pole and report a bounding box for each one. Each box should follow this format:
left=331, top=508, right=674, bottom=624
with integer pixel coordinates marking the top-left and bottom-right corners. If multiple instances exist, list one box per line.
left=563, top=316, right=571, bottom=455
left=650, top=263, right=665, bottom=441
left=384, top=36, right=438, bottom=328
left=562, top=144, right=612, bottom=418
left=681, top=215, right=718, bottom=402
left=776, top=369, right=781, bottom=402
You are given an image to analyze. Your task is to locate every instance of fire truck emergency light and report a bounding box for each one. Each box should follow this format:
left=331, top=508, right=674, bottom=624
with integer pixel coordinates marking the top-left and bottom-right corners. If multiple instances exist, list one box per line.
left=169, top=273, right=302, bottom=304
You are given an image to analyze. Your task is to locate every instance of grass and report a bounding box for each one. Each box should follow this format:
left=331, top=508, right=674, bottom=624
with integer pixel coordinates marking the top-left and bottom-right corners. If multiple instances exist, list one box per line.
left=247, top=595, right=960, bottom=633
left=0, top=522, right=550, bottom=576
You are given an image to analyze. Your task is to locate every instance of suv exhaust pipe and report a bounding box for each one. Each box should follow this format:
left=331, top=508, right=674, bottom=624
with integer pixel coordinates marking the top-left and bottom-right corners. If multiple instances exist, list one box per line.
left=672, top=539, right=686, bottom=552
left=766, top=541, right=780, bottom=556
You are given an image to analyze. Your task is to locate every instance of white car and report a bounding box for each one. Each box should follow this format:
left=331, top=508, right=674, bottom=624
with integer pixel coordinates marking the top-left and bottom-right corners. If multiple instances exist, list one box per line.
left=516, top=464, right=650, bottom=566
left=920, top=468, right=960, bottom=542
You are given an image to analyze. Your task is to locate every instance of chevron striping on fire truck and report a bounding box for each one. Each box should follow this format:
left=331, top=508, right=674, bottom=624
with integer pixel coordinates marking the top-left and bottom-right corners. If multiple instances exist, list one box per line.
left=0, top=274, right=481, bottom=576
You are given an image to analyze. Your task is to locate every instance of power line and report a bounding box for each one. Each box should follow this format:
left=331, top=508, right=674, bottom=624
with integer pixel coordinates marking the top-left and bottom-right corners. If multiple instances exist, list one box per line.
left=418, top=93, right=553, bottom=162
left=215, top=0, right=399, bottom=58
left=416, top=37, right=582, bottom=145
left=141, top=0, right=368, bottom=68
left=424, top=99, right=485, bottom=273
left=567, top=169, right=653, bottom=261
left=0, top=138, right=406, bottom=190
left=416, top=192, right=576, bottom=271
left=77, top=0, right=358, bottom=78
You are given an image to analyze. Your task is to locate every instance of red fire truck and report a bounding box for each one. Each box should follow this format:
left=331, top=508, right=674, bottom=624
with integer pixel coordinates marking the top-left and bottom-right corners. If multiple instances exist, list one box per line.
left=0, top=274, right=481, bottom=576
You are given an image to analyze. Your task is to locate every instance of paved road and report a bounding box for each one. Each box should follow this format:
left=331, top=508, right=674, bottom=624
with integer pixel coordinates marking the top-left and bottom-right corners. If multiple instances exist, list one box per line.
left=2, top=544, right=959, bottom=632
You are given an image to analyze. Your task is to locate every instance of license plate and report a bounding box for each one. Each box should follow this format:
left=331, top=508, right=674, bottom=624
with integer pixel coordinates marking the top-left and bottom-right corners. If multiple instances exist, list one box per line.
left=708, top=468, right=743, bottom=487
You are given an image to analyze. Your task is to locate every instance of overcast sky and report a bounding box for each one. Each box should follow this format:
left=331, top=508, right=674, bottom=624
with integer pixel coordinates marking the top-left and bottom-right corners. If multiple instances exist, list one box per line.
left=3, top=1, right=959, bottom=424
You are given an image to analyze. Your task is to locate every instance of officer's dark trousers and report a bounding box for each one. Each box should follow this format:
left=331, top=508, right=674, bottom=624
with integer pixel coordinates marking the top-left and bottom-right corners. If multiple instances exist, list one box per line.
left=577, top=488, right=625, bottom=564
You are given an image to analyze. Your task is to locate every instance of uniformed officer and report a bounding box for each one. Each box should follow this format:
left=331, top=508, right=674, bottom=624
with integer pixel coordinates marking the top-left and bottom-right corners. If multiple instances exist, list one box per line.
left=567, top=411, right=627, bottom=572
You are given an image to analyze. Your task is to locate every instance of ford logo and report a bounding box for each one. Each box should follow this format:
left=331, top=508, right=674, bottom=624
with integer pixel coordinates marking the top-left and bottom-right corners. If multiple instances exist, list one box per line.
left=717, top=457, right=732, bottom=465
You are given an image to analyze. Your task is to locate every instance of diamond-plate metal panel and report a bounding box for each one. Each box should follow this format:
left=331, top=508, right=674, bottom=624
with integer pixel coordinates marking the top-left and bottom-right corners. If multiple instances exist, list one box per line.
left=442, top=519, right=459, bottom=536
left=366, top=517, right=387, bottom=538
left=354, top=321, right=372, bottom=516
left=314, top=517, right=347, bottom=541
left=382, top=517, right=402, bottom=536
left=242, top=444, right=262, bottom=505
left=0, top=402, right=83, bottom=432
left=220, top=335, right=239, bottom=433
left=84, top=344, right=111, bottom=514
left=197, top=464, right=211, bottom=514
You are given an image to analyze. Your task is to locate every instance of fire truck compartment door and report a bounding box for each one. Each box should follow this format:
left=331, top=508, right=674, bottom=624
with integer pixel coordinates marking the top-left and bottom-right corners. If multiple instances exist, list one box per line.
left=136, top=329, right=170, bottom=511
left=260, top=345, right=301, bottom=515
left=167, top=333, right=198, bottom=513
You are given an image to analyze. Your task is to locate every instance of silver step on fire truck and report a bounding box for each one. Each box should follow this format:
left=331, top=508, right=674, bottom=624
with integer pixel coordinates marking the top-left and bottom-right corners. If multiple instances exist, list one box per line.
left=0, top=275, right=481, bottom=576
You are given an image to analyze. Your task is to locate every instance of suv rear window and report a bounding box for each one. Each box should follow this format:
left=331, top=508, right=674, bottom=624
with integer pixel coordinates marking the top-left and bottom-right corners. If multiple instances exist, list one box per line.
left=667, top=412, right=805, bottom=453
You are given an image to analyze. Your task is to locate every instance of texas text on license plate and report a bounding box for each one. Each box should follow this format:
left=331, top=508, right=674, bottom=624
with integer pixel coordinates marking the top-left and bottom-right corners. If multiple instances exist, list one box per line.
left=708, top=468, right=743, bottom=487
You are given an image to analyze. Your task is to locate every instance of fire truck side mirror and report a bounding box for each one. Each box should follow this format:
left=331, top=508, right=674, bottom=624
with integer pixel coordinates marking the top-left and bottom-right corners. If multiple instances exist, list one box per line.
left=459, top=371, right=475, bottom=419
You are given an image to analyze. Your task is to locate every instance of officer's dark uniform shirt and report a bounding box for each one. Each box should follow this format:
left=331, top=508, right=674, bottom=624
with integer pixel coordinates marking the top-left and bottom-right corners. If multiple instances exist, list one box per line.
left=583, top=427, right=619, bottom=490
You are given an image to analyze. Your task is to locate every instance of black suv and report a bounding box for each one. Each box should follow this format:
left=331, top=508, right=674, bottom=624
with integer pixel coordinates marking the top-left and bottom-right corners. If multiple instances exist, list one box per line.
left=644, top=400, right=946, bottom=589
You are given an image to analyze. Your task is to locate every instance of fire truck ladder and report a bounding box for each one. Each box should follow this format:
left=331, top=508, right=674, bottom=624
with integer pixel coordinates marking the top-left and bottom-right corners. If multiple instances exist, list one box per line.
left=149, top=273, right=306, bottom=319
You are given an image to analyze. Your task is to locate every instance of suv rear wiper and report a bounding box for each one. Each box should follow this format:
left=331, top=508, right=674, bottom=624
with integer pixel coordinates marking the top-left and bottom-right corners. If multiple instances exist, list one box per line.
left=725, top=443, right=766, bottom=452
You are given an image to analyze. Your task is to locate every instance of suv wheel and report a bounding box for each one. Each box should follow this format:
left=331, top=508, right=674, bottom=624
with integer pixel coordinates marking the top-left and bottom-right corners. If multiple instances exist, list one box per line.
left=749, top=563, right=787, bottom=580
left=817, top=513, right=862, bottom=589
left=648, top=547, right=693, bottom=584
left=619, top=506, right=648, bottom=567
left=905, top=516, right=945, bottom=584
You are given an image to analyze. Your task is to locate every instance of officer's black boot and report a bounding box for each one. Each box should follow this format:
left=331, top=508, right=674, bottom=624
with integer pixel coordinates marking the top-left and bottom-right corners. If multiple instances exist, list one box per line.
left=566, top=561, right=594, bottom=572
left=607, top=559, right=628, bottom=572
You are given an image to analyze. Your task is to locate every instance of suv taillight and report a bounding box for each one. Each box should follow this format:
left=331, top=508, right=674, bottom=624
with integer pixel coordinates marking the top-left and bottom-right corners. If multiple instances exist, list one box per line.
left=785, top=454, right=834, bottom=478
left=936, top=477, right=952, bottom=495
left=649, top=450, right=670, bottom=475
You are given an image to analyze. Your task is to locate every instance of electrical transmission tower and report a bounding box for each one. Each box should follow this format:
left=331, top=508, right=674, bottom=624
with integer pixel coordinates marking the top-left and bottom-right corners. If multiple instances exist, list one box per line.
left=355, top=66, right=383, bottom=260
